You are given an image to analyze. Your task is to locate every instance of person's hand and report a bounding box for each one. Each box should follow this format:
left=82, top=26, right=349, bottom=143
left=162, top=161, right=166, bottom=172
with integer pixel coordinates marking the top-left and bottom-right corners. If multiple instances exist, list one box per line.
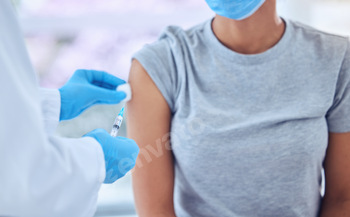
left=84, top=129, right=139, bottom=183
left=59, top=69, right=126, bottom=121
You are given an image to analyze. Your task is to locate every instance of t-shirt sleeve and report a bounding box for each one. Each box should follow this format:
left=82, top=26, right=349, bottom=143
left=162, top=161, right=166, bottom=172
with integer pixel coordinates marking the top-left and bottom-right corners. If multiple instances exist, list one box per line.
left=132, top=38, right=178, bottom=113
left=326, top=38, right=350, bottom=133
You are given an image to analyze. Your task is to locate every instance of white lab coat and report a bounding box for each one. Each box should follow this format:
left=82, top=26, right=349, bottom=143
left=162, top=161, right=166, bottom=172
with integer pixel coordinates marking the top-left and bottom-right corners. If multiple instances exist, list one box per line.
left=0, top=1, right=106, bottom=216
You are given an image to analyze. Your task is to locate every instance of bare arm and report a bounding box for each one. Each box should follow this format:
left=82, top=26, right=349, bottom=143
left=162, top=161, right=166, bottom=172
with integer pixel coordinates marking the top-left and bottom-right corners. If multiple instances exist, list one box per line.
left=127, top=59, right=176, bottom=217
left=320, top=132, right=350, bottom=216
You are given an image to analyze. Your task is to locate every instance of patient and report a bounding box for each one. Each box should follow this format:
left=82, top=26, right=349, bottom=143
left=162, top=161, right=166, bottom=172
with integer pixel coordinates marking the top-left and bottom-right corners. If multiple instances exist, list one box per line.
left=127, top=0, right=350, bottom=216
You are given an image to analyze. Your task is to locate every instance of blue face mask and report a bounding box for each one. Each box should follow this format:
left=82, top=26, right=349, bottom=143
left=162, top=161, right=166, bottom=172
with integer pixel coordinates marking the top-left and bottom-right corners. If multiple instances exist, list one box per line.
left=205, top=0, right=266, bottom=20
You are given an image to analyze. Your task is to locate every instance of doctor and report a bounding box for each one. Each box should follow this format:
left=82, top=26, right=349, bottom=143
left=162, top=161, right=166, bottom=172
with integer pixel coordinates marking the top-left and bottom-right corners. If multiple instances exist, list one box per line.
left=0, top=1, right=139, bottom=217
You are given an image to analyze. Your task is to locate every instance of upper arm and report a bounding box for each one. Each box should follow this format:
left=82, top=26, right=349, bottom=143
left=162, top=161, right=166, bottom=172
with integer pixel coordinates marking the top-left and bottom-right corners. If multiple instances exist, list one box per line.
left=320, top=40, right=350, bottom=215
left=127, top=59, right=176, bottom=216
left=322, top=132, right=350, bottom=206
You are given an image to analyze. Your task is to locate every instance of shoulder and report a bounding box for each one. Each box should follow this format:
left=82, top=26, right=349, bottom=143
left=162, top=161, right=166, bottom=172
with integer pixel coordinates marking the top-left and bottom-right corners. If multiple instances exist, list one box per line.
left=160, top=21, right=207, bottom=43
left=141, top=20, right=209, bottom=55
left=288, top=19, right=349, bottom=59
left=290, top=20, right=348, bottom=43
left=133, top=20, right=209, bottom=72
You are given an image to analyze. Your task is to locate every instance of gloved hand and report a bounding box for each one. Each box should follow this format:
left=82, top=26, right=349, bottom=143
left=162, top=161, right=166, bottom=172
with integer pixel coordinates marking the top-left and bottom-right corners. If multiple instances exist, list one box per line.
left=59, top=69, right=126, bottom=121
left=84, top=129, right=139, bottom=183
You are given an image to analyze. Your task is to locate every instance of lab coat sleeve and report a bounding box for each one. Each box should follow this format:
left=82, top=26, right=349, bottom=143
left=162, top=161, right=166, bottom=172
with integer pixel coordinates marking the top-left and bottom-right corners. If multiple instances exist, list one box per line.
left=39, top=88, right=61, bottom=135
left=0, top=1, right=106, bottom=217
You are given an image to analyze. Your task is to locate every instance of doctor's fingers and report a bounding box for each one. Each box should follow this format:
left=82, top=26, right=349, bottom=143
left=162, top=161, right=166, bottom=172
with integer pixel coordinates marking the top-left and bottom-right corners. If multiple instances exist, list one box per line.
left=75, top=69, right=126, bottom=89
left=90, top=87, right=127, bottom=104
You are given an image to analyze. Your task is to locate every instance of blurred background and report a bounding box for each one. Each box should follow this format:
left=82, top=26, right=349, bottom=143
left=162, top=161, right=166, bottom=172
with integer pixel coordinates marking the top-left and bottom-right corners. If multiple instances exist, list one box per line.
left=13, top=0, right=350, bottom=216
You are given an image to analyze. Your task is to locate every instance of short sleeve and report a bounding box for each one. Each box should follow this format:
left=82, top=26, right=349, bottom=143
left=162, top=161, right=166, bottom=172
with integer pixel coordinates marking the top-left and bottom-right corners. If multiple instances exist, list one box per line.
left=132, top=36, right=179, bottom=113
left=326, top=38, right=350, bottom=133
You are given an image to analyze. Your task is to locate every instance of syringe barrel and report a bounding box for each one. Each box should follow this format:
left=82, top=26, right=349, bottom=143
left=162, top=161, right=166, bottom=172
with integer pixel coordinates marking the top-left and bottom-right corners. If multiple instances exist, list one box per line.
left=110, top=116, right=123, bottom=137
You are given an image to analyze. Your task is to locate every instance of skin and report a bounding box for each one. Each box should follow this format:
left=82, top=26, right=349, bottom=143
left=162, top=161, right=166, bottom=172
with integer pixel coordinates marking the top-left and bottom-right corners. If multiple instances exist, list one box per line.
left=127, top=60, right=175, bottom=217
left=212, top=0, right=285, bottom=54
left=127, top=0, right=350, bottom=216
left=320, top=132, right=350, bottom=217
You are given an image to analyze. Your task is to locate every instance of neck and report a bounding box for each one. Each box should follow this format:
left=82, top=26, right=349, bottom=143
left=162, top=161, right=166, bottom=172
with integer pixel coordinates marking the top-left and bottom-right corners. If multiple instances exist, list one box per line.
left=211, top=0, right=285, bottom=55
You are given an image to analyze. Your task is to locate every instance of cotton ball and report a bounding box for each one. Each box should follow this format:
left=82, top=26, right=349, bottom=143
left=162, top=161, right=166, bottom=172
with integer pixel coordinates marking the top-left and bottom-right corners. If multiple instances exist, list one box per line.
left=116, top=83, right=132, bottom=102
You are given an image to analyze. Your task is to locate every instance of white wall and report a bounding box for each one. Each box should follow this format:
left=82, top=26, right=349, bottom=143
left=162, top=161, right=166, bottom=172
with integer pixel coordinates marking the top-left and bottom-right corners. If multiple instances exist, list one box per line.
left=278, top=0, right=350, bottom=35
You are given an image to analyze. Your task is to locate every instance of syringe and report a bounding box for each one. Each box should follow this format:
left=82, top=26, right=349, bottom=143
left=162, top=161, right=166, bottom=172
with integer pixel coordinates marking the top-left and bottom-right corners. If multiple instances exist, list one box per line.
left=110, top=107, right=125, bottom=137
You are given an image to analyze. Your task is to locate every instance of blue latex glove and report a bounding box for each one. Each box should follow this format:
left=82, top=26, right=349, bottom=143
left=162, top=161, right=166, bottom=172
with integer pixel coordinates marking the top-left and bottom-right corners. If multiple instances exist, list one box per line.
left=59, top=69, right=127, bottom=121
left=84, top=129, right=139, bottom=183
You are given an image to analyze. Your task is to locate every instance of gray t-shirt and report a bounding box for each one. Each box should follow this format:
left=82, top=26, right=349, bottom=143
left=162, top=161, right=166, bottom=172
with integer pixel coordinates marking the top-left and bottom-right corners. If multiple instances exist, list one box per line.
left=133, top=18, right=350, bottom=217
